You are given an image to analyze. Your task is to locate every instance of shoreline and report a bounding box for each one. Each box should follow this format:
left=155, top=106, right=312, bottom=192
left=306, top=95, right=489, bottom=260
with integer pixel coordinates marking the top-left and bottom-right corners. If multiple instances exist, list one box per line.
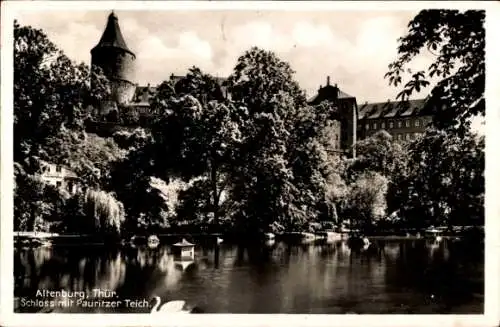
left=12, top=231, right=473, bottom=247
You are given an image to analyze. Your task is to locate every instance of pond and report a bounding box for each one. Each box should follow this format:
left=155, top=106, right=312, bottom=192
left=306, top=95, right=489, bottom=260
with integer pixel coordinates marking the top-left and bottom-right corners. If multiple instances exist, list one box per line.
left=14, top=239, right=483, bottom=314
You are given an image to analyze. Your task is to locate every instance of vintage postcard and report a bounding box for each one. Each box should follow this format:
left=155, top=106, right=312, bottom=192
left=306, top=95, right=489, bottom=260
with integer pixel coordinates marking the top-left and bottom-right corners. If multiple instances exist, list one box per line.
left=1, top=1, right=499, bottom=327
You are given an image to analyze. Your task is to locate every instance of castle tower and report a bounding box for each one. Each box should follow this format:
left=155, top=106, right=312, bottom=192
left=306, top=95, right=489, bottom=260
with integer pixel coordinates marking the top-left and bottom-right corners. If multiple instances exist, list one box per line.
left=91, top=11, right=136, bottom=107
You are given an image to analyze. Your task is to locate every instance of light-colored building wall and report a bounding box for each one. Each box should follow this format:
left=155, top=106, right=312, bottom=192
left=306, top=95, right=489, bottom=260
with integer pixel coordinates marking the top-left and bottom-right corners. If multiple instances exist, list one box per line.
left=360, top=115, right=432, bottom=142
left=39, top=162, right=79, bottom=195
left=357, top=98, right=432, bottom=143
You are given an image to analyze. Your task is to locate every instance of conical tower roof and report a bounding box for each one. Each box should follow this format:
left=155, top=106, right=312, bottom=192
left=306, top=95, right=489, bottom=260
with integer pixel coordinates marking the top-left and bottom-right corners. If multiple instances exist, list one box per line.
left=91, top=11, right=135, bottom=57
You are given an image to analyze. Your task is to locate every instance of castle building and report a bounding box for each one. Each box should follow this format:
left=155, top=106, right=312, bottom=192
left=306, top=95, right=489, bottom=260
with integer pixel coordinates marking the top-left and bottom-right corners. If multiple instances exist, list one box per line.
left=308, top=76, right=358, bottom=156
left=357, top=99, right=433, bottom=142
left=308, top=77, right=432, bottom=156
left=91, top=11, right=137, bottom=111
left=90, top=12, right=228, bottom=125
left=91, top=12, right=433, bottom=155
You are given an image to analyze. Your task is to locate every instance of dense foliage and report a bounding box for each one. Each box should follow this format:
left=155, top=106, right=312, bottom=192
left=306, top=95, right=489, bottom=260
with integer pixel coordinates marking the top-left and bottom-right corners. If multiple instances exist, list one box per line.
left=14, top=12, right=484, bottom=238
left=14, top=21, right=125, bottom=234
left=385, top=10, right=485, bottom=134
left=14, top=20, right=110, bottom=171
left=384, top=9, right=485, bottom=229
left=394, top=129, right=484, bottom=229
left=14, top=165, right=63, bottom=232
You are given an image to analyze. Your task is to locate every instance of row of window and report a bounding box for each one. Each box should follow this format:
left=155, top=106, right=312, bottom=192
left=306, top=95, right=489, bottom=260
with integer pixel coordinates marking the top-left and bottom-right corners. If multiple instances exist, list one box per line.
left=43, top=164, right=62, bottom=173
left=365, top=118, right=422, bottom=130
left=394, top=132, right=423, bottom=141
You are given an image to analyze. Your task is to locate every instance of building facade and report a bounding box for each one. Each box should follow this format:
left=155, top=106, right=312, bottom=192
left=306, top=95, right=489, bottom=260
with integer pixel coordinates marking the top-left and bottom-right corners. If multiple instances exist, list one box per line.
left=307, top=78, right=432, bottom=156
left=39, top=162, right=80, bottom=195
left=308, top=76, right=358, bottom=156
left=357, top=99, right=432, bottom=142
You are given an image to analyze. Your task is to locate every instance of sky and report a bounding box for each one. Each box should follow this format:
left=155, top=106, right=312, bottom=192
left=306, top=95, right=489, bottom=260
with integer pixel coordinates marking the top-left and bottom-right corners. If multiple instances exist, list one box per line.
left=15, top=9, right=439, bottom=104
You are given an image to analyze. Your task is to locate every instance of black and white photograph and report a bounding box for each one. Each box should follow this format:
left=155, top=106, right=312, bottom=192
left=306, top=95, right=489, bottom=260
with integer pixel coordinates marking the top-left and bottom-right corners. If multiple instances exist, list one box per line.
left=1, top=1, right=499, bottom=326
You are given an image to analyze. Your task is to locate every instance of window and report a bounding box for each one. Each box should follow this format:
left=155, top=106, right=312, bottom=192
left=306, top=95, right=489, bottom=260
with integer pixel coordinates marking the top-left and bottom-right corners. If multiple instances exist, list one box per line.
left=389, top=121, right=394, bottom=128
left=397, top=133, right=403, bottom=140
left=405, top=120, right=410, bottom=127
left=335, top=134, right=339, bottom=141
left=405, top=133, right=410, bottom=140
left=373, top=122, right=377, bottom=129
left=381, top=122, right=386, bottom=129
left=397, top=121, right=402, bottom=128
left=56, top=165, right=62, bottom=173
left=415, top=119, right=420, bottom=127
left=365, top=123, right=369, bottom=130
left=56, top=181, right=62, bottom=187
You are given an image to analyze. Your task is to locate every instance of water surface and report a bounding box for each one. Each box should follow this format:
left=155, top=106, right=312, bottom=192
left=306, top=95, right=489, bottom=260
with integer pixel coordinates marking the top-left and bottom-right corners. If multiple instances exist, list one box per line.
left=14, top=239, right=483, bottom=314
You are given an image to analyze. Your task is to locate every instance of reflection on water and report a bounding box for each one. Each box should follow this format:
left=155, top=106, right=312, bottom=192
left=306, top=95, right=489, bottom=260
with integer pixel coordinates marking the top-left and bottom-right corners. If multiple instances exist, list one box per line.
left=14, top=239, right=483, bottom=314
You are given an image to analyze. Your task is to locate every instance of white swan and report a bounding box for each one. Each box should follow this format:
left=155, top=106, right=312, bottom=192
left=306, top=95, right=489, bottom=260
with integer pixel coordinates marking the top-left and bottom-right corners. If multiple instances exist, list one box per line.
left=150, top=296, right=190, bottom=314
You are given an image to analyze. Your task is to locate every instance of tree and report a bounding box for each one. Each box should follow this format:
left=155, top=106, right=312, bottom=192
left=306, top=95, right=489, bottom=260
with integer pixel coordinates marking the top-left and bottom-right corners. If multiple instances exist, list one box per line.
left=229, top=104, right=300, bottom=234
left=112, top=128, right=152, bottom=151
left=347, top=130, right=407, bottom=182
left=321, top=159, right=348, bottom=227
left=173, top=66, right=226, bottom=104
left=43, top=128, right=126, bottom=188
left=150, top=91, right=246, bottom=228
left=226, top=49, right=333, bottom=234
left=63, top=189, right=125, bottom=236
left=385, top=10, right=485, bottom=134
left=14, top=21, right=116, bottom=233
left=14, top=21, right=110, bottom=173
left=226, top=47, right=307, bottom=114
left=341, top=172, right=389, bottom=232
left=175, top=179, right=223, bottom=231
left=14, top=164, right=60, bottom=232
left=396, top=129, right=484, bottom=229
left=110, top=76, right=244, bottom=231
left=112, top=50, right=341, bottom=235
left=109, top=143, right=170, bottom=233
left=385, top=10, right=485, bottom=231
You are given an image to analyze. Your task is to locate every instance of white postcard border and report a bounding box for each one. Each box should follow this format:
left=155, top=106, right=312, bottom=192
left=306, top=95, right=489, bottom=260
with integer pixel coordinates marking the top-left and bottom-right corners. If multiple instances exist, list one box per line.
left=1, top=1, right=499, bottom=327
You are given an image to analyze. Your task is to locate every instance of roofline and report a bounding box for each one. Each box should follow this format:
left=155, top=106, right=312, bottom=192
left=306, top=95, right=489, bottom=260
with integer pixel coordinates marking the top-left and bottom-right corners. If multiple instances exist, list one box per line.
left=358, top=112, right=433, bottom=120
left=358, top=98, right=427, bottom=106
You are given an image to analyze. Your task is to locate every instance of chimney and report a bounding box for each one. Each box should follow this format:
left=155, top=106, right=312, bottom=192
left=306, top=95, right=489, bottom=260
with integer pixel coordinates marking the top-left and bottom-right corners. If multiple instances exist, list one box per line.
left=326, top=76, right=331, bottom=86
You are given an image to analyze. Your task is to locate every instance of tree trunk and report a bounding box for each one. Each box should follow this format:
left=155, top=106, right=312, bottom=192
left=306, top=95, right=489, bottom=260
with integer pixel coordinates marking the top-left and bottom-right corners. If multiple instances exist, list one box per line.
left=210, top=158, right=220, bottom=229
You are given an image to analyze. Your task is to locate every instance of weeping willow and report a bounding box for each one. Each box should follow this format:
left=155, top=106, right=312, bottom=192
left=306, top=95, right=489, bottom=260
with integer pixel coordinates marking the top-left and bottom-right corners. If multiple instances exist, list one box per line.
left=84, top=189, right=125, bottom=234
